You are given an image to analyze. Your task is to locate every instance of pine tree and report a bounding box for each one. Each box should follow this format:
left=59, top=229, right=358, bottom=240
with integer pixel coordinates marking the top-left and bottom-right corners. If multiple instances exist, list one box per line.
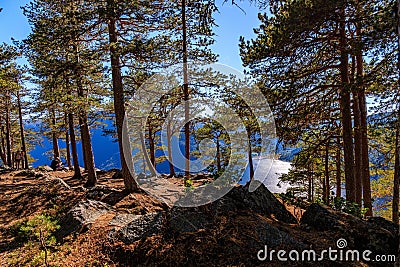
left=23, top=0, right=106, bottom=185
left=240, top=0, right=394, bottom=214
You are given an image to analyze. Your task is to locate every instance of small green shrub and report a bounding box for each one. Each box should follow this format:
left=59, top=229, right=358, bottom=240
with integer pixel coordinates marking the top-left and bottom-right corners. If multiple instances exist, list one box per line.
left=16, top=214, right=60, bottom=266
left=19, top=214, right=60, bottom=243
left=329, top=197, right=369, bottom=218
left=184, top=179, right=193, bottom=188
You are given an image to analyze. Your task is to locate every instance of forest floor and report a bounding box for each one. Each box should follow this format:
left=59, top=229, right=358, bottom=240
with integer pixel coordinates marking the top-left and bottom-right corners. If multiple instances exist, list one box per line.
left=0, top=169, right=394, bottom=266
left=0, top=169, right=165, bottom=266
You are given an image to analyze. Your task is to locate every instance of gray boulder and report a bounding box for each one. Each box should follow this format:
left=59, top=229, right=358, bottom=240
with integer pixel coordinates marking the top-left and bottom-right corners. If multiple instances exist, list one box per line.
left=214, top=182, right=298, bottom=224
left=166, top=183, right=297, bottom=235
left=56, top=199, right=113, bottom=239
left=86, top=185, right=120, bottom=200
left=301, top=203, right=398, bottom=256
left=116, top=212, right=165, bottom=244
left=109, top=213, right=140, bottom=228
left=254, top=217, right=306, bottom=249
left=300, top=203, right=340, bottom=230
left=168, top=208, right=213, bottom=233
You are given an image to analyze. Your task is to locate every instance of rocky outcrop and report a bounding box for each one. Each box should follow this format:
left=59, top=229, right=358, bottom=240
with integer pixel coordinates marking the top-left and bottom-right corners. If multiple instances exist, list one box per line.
left=213, top=182, right=298, bottom=224
left=301, top=203, right=398, bottom=257
left=56, top=199, right=113, bottom=239
left=106, top=182, right=298, bottom=246
left=300, top=203, right=340, bottom=230
left=86, top=185, right=120, bottom=201
left=115, top=212, right=165, bottom=244
left=168, top=208, right=213, bottom=233
left=86, top=185, right=128, bottom=206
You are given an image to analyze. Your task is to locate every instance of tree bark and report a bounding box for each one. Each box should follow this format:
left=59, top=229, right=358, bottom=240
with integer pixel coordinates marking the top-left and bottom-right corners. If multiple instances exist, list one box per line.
left=339, top=7, right=356, bottom=203
left=351, top=52, right=362, bottom=206
left=353, top=90, right=363, bottom=206
left=182, top=0, right=190, bottom=181
left=107, top=0, right=138, bottom=192
left=0, top=124, right=7, bottom=165
left=78, top=114, right=97, bottom=187
left=308, top=162, right=312, bottom=202
left=310, top=163, right=315, bottom=202
left=17, top=90, right=29, bottom=169
left=0, top=133, right=6, bottom=166
left=167, top=120, right=176, bottom=177
left=5, top=90, right=12, bottom=167
left=355, top=22, right=372, bottom=216
left=216, top=135, right=221, bottom=172
left=74, top=43, right=97, bottom=187
left=148, top=124, right=156, bottom=168
left=68, top=113, right=82, bottom=179
left=139, top=124, right=157, bottom=176
left=336, top=136, right=342, bottom=198
left=51, top=107, right=60, bottom=159
left=65, top=114, right=72, bottom=169
left=79, top=116, right=88, bottom=171
left=394, top=127, right=400, bottom=224
left=247, top=132, right=254, bottom=180
left=324, top=142, right=330, bottom=204
left=393, top=0, right=400, bottom=225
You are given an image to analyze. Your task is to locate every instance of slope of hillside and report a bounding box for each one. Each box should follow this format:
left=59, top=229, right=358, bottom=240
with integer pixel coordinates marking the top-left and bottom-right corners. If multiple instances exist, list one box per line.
left=0, top=169, right=397, bottom=266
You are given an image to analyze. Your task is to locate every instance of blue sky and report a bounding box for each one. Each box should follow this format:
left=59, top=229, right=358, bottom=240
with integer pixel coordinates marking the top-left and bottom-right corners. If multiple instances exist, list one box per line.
left=0, top=0, right=263, bottom=71
left=0, top=1, right=31, bottom=43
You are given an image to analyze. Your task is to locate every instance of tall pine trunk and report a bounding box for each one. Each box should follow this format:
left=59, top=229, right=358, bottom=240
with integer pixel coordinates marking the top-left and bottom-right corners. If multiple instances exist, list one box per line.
left=51, top=107, right=60, bottom=158
left=139, top=124, right=157, bottom=176
left=17, top=90, right=29, bottom=169
left=0, top=124, right=7, bottom=165
left=64, top=113, right=72, bottom=169
left=68, top=113, right=82, bottom=179
left=79, top=115, right=88, bottom=171
left=148, top=125, right=156, bottom=168
left=78, top=113, right=97, bottom=187
left=308, top=172, right=312, bottom=202
left=351, top=53, right=363, bottom=206
left=74, top=45, right=97, bottom=187
left=339, top=7, right=356, bottom=203
left=394, top=126, right=400, bottom=224
left=324, top=142, right=330, bottom=204
left=356, top=1, right=372, bottom=216
left=308, top=162, right=315, bottom=202
left=107, top=0, right=138, bottom=192
left=336, top=136, right=342, bottom=198
left=167, top=121, right=176, bottom=177
left=5, top=90, right=12, bottom=167
left=355, top=19, right=372, bottom=216
left=393, top=0, right=400, bottom=225
left=216, top=136, right=221, bottom=172
left=182, top=0, right=190, bottom=181
left=353, top=90, right=363, bottom=206
left=247, top=132, right=254, bottom=180
left=0, top=130, right=6, bottom=166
